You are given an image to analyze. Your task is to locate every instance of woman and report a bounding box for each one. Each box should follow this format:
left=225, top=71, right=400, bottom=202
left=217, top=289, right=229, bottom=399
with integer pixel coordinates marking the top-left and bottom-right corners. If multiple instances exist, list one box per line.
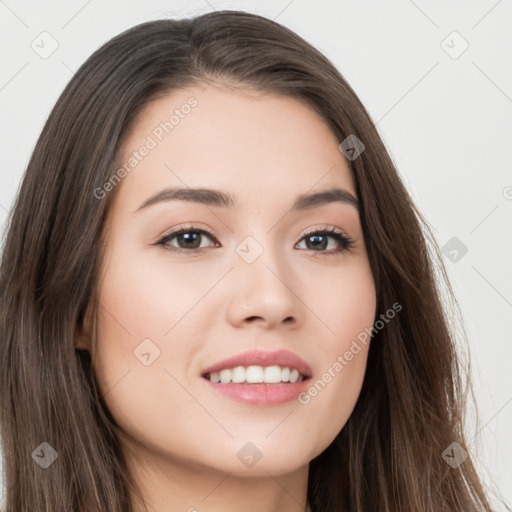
left=0, top=10, right=497, bottom=511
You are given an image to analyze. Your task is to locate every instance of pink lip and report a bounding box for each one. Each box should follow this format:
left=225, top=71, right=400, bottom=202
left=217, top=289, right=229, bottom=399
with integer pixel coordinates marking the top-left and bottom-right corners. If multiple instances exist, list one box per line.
left=203, top=379, right=310, bottom=406
left=201, top=349, right=313, bottom=407
left=201, top=349, right=313, bottom=378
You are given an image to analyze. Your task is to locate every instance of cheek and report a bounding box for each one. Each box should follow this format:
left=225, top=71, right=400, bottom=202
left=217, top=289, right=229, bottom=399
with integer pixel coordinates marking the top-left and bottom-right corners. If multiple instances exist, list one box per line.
left=297, top=333, right=371, bottom=455
left=91, top=239, right=226, bottom=398
left=91, top=251, right=211, bottom=456
left=93, top=244, right=219, bottom=363
left=90, top=249, right=184, bottom=399
left=308, top=254, right=376, bottom=342
left=297, top=258, right=376, bottom=444
left=98, top=250, right=205, bottom=335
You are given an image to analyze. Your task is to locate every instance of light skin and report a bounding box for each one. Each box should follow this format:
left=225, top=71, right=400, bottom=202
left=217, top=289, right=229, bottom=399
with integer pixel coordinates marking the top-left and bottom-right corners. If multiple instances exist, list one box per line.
left=77, top=82, right=377, bottom=512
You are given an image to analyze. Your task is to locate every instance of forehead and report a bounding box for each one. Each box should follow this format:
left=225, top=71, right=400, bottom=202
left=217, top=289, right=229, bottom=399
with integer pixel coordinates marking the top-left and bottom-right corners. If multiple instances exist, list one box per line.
left=113, top=83, right=357, bottom=212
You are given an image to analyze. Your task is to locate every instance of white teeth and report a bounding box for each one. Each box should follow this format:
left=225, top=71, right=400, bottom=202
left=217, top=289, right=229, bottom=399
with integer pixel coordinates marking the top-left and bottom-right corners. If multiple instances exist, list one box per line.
left=246, top=365, right=264, bottom=383
left=205, top=365, right=305, bottom=384
left=219, top=369, right=232, bottom=384
left=264, top=365, right=282, bottom=383
left=231, top=366, right=246, bottom=383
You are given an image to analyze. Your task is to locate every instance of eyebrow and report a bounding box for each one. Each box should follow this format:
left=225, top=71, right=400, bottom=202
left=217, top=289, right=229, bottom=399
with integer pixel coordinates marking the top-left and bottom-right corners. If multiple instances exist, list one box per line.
left=134, top=186, right=360, bottom=213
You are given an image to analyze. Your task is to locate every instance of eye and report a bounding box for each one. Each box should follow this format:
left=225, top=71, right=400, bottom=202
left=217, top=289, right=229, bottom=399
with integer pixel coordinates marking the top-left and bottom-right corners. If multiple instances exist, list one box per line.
left=154, top=225, right=355, bottom=255
left=155, top=225, right=219, bottom=254
left=295, top=226, right=355, bottom=255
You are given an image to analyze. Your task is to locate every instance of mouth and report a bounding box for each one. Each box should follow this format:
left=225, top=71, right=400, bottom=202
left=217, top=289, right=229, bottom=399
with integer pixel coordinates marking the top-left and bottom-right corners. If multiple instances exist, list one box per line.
left=200, top=349, right=313, bottom=405
left=202, top=364, right=308, bottom=385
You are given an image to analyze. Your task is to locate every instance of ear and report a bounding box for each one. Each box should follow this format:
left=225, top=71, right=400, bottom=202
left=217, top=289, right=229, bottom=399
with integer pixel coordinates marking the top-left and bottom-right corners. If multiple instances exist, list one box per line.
left=75, top=301, right=93, bottom=352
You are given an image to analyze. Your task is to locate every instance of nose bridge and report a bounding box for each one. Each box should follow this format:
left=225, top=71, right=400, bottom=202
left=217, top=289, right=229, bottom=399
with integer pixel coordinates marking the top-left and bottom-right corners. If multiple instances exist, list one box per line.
left=226, top=229, right=301, bottom=327
left=238, top=231, right=290, bottom=289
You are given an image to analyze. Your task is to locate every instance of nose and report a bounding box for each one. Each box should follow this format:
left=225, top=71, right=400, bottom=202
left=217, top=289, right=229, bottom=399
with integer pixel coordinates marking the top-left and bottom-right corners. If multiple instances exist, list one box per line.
left=225, top=242, right=303, bottom=330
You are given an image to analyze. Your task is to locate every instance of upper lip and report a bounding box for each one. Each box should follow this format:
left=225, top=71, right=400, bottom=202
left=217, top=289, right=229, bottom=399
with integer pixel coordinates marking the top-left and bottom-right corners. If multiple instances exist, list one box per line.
left=202, top=349, right=313, bottom=378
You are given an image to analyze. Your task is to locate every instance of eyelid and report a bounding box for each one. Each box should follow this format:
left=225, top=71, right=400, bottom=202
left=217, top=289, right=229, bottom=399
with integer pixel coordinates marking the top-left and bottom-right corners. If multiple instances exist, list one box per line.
left=301, top=225, right=348, bottom=238
left=156, top=223, right=216, bottom=243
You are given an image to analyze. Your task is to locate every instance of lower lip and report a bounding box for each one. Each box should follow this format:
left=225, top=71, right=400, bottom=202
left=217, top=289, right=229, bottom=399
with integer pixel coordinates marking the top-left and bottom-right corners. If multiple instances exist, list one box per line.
left=202, top=377, right=310, bottom=406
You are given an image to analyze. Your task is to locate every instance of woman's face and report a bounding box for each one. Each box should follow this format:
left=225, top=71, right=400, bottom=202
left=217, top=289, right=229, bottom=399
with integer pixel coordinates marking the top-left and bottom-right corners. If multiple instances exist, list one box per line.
left=79, top=82, right=376, bottom=479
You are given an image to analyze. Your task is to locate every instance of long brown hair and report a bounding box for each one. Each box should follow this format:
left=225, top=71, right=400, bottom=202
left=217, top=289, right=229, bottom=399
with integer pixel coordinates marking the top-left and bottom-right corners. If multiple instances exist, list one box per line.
left=0, top=10, right=499, bottom=511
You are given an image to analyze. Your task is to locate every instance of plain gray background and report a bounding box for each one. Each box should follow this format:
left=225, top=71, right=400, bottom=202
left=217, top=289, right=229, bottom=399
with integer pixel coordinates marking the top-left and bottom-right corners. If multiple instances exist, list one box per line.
left=0, top=0, right=511, bottom=508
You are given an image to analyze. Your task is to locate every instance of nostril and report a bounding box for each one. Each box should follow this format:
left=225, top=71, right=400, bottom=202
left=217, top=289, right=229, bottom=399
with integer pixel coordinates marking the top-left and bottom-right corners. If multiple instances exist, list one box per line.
left=245, top=316, right=265, bottom=323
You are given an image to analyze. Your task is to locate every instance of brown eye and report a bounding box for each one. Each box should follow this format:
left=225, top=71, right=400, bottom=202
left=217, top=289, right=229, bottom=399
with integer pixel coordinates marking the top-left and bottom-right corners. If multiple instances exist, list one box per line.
left=156, top=226, right=218, bottom=253
left=155, top=225, right=354, bottom=256
left=296, top=228, right=354, bottom=254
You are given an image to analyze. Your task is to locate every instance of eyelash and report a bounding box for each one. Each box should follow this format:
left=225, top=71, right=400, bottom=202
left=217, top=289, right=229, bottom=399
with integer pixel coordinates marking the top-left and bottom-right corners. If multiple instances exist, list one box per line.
left=155, top=224, right=355, bottom=256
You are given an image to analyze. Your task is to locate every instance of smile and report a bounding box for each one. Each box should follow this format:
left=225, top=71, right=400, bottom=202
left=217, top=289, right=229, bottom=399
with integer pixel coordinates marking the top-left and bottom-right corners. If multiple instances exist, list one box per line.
left=204, top=364, right=306, bottom=384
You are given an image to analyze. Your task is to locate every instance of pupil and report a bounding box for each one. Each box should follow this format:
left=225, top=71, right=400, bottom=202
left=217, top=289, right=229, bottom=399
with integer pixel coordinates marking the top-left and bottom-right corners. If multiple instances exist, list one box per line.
left=179, top=232, right=200, bottom=249
left=308, top=235, right=327, bottom=250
